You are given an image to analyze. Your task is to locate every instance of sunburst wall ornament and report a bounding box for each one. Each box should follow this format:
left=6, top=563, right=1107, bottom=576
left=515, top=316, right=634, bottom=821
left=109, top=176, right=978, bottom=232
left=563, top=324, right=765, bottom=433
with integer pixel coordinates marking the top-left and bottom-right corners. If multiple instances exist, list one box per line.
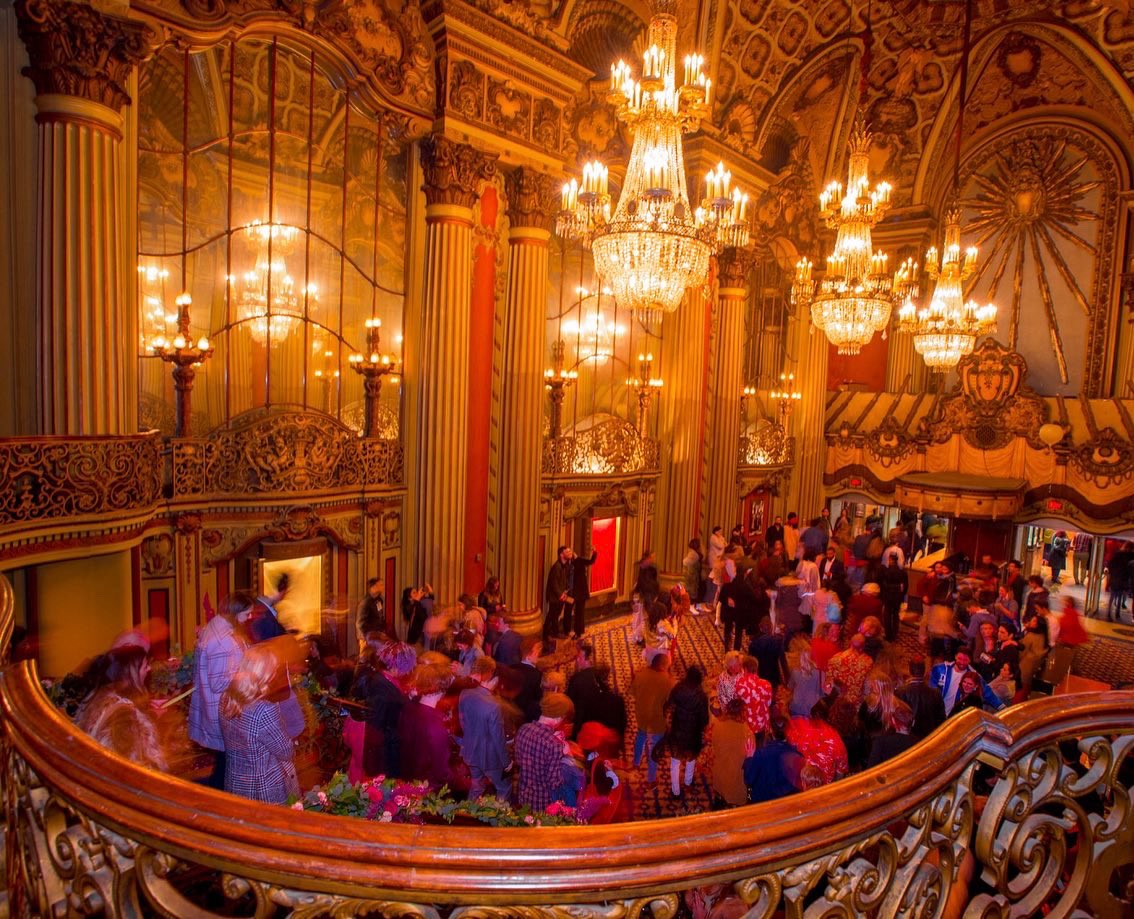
left=963, top=137, right=1100, bottom=384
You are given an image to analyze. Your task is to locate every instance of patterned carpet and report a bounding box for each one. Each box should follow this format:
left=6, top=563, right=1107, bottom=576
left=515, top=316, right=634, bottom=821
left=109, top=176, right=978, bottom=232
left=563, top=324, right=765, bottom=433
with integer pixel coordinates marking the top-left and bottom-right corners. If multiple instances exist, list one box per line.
left=574, top=609, right=1134, bottom=820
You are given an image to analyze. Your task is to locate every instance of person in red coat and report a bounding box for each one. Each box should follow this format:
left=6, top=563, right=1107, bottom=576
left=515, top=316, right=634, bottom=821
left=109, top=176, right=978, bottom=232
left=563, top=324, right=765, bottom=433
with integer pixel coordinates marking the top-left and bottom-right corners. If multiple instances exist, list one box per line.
left=398, top=662, right=456, bottom=788
left=844, top=584, right=883, bottom=637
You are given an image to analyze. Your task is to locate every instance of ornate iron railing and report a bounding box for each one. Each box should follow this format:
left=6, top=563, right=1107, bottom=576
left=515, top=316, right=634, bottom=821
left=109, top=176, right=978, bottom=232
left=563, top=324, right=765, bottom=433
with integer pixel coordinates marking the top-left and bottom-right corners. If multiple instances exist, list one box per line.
left=738, top=424, right=793, bottom=467
left=1, top=635, right=1131, bottom=916
left=0, top=433, right=163, bottom=530
left=543, top=419, right=660, bottom=476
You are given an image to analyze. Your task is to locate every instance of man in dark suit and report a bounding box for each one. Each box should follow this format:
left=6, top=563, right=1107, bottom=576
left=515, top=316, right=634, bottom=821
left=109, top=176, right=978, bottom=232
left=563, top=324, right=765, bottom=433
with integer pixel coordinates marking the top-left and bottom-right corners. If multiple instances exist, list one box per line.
left=249, top=572, right=290, bottom=643
left=566, top=641, right=602, bottom=739
left=544, top=546, right=571, bottom=641
left=491, top=613, right=523, bottom=667
left=764, top=515, right=784, bottom=549
left=568, top=547, right=598, bottom=636
left=819, top=545, right=845, bottom=583
left=458, top=657, right=511, bottom=802
left=512, top=637, right=544, bottom=723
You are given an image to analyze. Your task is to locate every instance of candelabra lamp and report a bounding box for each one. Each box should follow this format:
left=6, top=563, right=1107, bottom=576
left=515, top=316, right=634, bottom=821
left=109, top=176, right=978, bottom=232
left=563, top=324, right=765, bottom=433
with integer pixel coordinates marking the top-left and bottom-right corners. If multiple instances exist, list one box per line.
left=741, top=383, right=758, bottom=421
left=544, top=339, right=578, bottom=439
left=150, top=293, right=213, bottom=437
left=627, top=351, right=663, bottom=434
left=769, top=372, right=801, bottom=424
left=349, top=318, right=399, bottom=438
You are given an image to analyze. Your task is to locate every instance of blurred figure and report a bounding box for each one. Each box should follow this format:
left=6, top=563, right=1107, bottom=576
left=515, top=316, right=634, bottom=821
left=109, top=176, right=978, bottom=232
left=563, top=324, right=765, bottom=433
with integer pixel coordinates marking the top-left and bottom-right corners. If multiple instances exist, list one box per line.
left=250, top=573, right=291, bottom=643
left=190, top=591, right=255, bottom=789
left=398, top=661, right=456, bottom=788
left=220, top=642, right=305, bottom=804
left=75, top=644, right=167, bottom=771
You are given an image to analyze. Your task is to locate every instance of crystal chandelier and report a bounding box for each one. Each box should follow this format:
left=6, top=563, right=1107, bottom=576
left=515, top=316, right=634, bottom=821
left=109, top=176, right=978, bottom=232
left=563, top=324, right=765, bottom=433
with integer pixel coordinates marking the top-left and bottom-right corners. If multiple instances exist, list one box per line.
left=561, top=286, right=625, bottom=363
left=897, top=0, right=996, bottom=371
left=898, top=209, right=996, bottom=369
left=228, top=221, right=317, bottom=345
left=556, top=0, right=749, bottom=320
left=792, top=117, right=917, bottom=354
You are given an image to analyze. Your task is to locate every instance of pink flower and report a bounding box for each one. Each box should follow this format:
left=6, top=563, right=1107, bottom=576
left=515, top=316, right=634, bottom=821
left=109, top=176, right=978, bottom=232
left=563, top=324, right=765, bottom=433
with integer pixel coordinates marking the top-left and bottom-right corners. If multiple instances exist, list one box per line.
left=291, top=802, right=304, bottom=811
left=379, top=811, right=393, bottom=823
left=317, top=791, right=328, bottom=805
left=523, top=815, right=535, bottom=825
left=394, top=794, right=409, bottom=807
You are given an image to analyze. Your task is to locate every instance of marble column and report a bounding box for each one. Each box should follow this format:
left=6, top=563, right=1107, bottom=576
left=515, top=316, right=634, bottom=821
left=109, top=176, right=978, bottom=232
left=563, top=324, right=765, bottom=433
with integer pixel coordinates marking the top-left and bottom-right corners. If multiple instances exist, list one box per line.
left=16, top=0, right=154, bottom=435
left=790, top=313, right=831, bottom=521
left=702, top=248, right=754, bottom=537
left=496, top=168, right=558, bottom=635
left=414, top=135, right=495, bottom=601
left=656, top=288, right=711, bottom=574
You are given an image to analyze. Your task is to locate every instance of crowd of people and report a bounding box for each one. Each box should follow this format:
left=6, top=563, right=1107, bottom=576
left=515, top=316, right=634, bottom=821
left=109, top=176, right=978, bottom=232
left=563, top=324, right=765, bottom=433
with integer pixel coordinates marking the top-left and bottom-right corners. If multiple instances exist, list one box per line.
left=62, top=509, right=1108, bottom=821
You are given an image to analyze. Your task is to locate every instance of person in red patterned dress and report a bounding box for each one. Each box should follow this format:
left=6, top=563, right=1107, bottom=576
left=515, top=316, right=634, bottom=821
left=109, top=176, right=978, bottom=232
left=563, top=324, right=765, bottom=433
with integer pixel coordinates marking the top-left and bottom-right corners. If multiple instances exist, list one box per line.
left=825, top=633, right=873, bottom=708
left=734, top=655, right=772, bottom=738
left=786, top=698, right=848, bottom=785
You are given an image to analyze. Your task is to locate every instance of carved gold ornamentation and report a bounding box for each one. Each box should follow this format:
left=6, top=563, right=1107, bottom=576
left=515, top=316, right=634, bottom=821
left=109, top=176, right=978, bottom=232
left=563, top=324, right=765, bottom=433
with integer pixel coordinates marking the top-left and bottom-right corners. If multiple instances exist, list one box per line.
left=543, top=419, right=659, bottom=476
left=421, top=134, right=498, bottom=208
left=717, top=247, right=757, bottom=291
left=448, top=60, right=485, bottom=121
left=1070, top=426, right=1134, bottom=487
left=504, top=168, right=560, bottom=231
left=864, top=414, right=916, bottom=466
left=485, top=76, right=531, bottom=137
left=171, top=411, right=402, bottom=498
left=14, top=0, right=160, bottom=111
left=919, top=338, right=1047, bottom=450
left=0, top=434, right=163, bottom=527
left=738, top=425, right=793, bottom=468
left=963, top=132, right=1114, bottom=387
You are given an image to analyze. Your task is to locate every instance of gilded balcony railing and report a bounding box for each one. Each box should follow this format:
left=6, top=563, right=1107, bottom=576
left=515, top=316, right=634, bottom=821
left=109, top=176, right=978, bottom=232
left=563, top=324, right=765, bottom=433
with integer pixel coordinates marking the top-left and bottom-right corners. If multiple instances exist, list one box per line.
left=1, top=635, right=1131, bottom=917
left=543, top=419, right=660, bottom=476
left=0, top=433, right=163, bottom=530
left=738, top=423, right=794, bottom=468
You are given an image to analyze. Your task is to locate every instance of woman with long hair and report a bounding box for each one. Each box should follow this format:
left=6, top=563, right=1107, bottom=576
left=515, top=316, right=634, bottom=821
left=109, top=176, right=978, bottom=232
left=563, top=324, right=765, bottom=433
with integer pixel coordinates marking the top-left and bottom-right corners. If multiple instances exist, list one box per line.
left=787, top=647, right=826, bottom=719
left=220, top=642, right=305, bottom=804
left=663, top=665, right=709, bottom=799
left=75, top=644, right=167, bottom=771
left=190, top=591, right=255, bottom=789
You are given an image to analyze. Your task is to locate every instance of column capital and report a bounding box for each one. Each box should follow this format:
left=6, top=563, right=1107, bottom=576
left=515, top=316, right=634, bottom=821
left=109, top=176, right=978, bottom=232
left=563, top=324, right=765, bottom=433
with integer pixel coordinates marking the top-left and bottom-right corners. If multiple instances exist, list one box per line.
left=15, top=0, right=160, bottom=113
left=718, top=246, right=757, bottom=294
left=504, top=168, right=560, bottom=232
left=420, top=134, right=498, bottom=209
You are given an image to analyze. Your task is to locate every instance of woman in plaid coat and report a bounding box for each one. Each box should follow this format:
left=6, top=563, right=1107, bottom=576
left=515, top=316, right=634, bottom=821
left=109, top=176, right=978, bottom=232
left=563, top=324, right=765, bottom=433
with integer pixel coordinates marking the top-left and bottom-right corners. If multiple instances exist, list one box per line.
left=220, top=642, right=305, bottom=804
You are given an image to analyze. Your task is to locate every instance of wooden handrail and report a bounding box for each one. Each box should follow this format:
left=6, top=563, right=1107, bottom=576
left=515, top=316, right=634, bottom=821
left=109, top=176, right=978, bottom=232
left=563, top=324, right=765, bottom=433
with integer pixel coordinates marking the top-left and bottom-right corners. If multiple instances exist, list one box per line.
left=2, top=653, right=1133, bottom=914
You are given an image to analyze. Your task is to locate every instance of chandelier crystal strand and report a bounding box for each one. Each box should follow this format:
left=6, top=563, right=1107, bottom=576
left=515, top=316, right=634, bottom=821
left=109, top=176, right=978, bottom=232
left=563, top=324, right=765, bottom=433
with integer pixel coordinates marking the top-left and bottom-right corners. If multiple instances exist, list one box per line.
left=898, top=208, right=996, bottom=368
left=792, top=117, right=917, bottom=354
left=556, top=0, right=749, bottom=319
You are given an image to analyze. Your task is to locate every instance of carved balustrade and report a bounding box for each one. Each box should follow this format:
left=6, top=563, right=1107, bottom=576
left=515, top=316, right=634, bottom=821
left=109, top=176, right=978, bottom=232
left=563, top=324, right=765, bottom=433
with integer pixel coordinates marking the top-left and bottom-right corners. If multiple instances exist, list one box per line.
left=0, top=433, right=163, bottom=532
left=1, top=629, right=1131, bottom=917
left=542, top=419, right=660, bottom=477
left=738, top=424, right=794, bottom=468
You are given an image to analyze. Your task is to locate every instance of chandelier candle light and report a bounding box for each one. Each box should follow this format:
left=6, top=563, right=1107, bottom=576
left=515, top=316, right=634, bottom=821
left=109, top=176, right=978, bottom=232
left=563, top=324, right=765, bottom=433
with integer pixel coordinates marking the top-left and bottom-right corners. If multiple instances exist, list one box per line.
left=556, top=0, right=749, bottom=321
left=792, top=118, right=918, bottom=354
left=229, top=220, right=317, bottom=346
left=349, top=318, right=399, bottom=438
left=150, top=292, right=213, bottom=437
left=769, top=371, right=802, bottom=423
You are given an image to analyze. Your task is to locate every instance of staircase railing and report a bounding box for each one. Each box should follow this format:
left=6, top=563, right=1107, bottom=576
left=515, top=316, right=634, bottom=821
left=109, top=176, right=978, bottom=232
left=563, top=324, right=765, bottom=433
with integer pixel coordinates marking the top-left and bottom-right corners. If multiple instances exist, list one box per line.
left=1, top=582, right=1132, bottom=917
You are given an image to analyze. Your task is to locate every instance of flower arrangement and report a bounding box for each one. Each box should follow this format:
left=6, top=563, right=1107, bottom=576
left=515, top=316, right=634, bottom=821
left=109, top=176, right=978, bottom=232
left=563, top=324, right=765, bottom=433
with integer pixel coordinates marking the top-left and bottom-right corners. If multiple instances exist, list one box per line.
left=292, top=772, right=582, bottom=827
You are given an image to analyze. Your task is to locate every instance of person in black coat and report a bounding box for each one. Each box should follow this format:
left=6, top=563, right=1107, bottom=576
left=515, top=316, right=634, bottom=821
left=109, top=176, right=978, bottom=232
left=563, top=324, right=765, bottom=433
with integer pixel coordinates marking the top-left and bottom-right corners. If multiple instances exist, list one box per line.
left=764, top=516, right=784, bottom=550
left=402, top=585, right=431, bottom=646
left=567, top=641, right=603, bottom=739
left=568, top=548, right=599, bottom=636
left=895, top=656, right=946, bottom=740
left=719, top=575, right=749, bottom=653
left=663, top=666, right=710, bottom=798
left=879, top=557, right=909, bottom=642
left=588, top=664, right=628, bottom=742
left=511, top=637, right=544, bottom=723
left=544, top=547, right=572, bottom=641
left=249, top=573, right=291, bottom=643
left=353, top=645, right=412, bottom=778
left=635, top=550, right=660, bottom=605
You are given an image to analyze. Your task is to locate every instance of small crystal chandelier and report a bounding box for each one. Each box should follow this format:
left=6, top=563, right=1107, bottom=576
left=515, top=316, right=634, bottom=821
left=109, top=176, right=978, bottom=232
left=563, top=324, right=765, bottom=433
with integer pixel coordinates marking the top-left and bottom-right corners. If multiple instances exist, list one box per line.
left=898, top=209, right=996, bottom=369
left=556, top=0, right=749, bottom=321
left=228, top=221, right=317, bottom=346
left=561, top=286, right=625, bottom=364
left=897, top=0, right=996, bottom=371
left=792, top=116, right=918, bottom=354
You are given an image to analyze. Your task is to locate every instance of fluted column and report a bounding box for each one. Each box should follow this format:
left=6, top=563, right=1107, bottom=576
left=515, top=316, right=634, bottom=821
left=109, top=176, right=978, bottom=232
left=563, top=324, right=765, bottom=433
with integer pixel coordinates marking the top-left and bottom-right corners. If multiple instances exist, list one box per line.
left=16, top=0, right=154, bottom=434
left=702, top=248, right=754, bottom=536
left=790, top=316, right=830, bottom=521
left=496, top=168, right=558, bottom=634
left=414, top=136, right=496, bottom=601
left=656, top=288, right=711, bottom=573
left=886, top=318, right=927, bottom=393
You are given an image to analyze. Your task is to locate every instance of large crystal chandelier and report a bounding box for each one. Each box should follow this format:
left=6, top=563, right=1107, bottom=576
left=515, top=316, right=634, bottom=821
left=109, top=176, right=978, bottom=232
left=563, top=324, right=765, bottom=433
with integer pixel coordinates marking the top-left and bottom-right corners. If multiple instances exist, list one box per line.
left=228, top=221, right=316, bottom=345
left=897, top=0, right=996, bottom=371
left=557, top=0, right=749, bottom=320
left=898, top=208, right=996, bottom=369
left=791, top=117, right=917, bottom=354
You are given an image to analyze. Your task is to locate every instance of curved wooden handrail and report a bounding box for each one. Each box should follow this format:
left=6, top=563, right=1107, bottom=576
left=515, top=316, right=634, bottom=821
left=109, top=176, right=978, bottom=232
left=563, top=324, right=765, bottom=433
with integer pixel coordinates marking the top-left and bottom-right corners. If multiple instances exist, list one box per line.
left=2, top=655, right=1132, bottom=907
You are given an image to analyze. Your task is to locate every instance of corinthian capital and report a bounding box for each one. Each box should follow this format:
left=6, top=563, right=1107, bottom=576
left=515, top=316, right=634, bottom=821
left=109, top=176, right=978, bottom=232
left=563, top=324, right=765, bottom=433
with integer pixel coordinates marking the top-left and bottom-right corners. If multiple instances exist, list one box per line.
left=15, top=0, right=160, bottom=112
left=718, top=247, right=757, bottom=292
left=420, top=135, right=498, bottom=209
left=504, top=168, right=560, bottom=232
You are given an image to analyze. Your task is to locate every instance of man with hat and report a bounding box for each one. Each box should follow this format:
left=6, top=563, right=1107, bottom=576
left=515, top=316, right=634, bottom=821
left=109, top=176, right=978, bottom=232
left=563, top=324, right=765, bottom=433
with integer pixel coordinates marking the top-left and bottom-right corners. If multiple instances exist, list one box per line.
left=515, top=692, right=575, bottom=811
